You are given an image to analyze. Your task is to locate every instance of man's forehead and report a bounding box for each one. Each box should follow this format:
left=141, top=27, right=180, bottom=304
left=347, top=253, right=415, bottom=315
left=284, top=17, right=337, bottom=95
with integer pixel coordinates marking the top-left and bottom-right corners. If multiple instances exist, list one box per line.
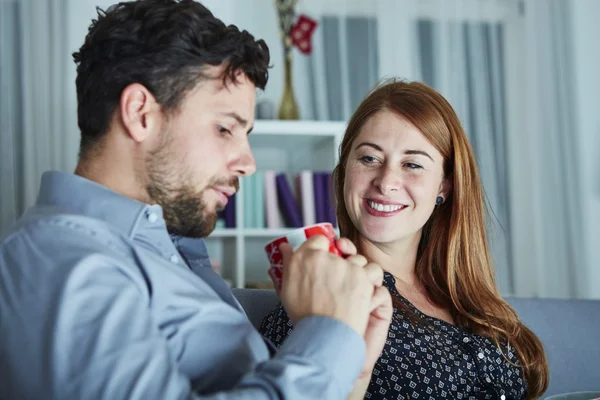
left=186, top=66, right=256, bottom=122
left=199, top=64, right=252, bottom=90
left=192, top=75, right=254, bottom=100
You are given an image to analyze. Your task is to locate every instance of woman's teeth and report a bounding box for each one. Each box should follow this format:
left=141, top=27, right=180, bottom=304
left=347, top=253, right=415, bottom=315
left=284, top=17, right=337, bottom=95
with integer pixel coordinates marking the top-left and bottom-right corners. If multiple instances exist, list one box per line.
left=368, top=200, right=403, bottom=212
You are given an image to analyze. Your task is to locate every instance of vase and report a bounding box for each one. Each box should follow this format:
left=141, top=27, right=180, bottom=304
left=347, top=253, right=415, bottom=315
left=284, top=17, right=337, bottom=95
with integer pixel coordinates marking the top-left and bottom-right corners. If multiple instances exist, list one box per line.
left=278, top=54, right=299, bottom=120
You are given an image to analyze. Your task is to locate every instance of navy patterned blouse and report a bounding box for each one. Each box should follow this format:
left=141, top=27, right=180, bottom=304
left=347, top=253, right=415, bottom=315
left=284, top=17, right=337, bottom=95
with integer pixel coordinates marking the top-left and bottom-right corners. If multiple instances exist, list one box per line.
left=259, top=273, right=527, bottom=400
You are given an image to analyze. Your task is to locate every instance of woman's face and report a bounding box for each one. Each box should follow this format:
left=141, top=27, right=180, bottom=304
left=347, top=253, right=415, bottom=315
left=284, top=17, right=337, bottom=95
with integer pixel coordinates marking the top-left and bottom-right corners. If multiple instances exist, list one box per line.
left=343, top=110, right=450, bottom=245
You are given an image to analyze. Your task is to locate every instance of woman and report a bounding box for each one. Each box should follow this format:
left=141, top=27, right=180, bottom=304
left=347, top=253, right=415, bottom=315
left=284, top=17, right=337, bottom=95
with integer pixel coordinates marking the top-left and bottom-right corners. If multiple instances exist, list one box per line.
left=260, top=80, right=549, bottom=399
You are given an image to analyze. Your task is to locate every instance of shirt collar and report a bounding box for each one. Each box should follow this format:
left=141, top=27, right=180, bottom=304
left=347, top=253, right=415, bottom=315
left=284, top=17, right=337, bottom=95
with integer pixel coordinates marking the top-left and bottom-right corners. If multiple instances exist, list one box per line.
left=36, top=171, right=149, bottom=237
left=35, top=171, right=211, bottom=270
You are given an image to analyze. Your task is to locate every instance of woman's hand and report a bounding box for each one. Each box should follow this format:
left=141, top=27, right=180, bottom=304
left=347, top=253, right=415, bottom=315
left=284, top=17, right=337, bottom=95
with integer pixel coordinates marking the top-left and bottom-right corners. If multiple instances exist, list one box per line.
left=362, top=283, right=393, bottom=377
left=346, top=285, right=392, bottom=399
left=267, top=267, right=282, bottom=298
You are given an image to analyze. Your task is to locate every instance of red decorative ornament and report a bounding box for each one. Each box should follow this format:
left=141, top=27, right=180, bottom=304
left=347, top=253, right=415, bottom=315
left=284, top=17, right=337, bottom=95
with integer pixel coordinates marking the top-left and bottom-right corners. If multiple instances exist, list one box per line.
left=290, top=14, right=318, bottom=54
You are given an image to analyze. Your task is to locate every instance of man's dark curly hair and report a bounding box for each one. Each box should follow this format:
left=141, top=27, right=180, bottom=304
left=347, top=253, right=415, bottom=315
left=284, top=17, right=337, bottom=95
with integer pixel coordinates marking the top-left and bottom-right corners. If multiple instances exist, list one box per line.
left=72, top=0, right=270, bottom=156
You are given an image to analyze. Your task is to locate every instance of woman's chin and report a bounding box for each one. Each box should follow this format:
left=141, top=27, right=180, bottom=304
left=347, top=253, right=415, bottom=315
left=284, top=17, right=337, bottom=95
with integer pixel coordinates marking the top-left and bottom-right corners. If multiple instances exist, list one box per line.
left=358, top=222, right=420, bottom=246
left=360, top=227, right=403, bottom=245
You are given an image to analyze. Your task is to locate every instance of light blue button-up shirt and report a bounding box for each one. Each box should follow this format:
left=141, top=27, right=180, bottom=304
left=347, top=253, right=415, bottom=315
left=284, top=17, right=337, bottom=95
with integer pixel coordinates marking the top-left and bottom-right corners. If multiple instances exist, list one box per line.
left=0, top=171, right=365, bottom=399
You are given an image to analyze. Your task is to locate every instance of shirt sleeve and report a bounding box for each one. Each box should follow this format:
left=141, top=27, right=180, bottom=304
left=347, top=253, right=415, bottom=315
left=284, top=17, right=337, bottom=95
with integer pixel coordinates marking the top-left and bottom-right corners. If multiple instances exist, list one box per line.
left=0, top=231, right=365, bottom=400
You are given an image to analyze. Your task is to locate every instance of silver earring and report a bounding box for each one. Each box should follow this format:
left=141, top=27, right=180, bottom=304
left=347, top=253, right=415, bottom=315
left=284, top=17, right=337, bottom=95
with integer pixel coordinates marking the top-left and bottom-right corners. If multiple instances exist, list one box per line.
left=436, top=196, right=444, bottom=205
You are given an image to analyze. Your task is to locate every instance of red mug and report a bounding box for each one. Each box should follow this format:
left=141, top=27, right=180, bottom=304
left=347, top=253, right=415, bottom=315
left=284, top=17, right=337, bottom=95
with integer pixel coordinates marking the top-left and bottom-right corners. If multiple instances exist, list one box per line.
left=264, top=223, right=341, bottom=292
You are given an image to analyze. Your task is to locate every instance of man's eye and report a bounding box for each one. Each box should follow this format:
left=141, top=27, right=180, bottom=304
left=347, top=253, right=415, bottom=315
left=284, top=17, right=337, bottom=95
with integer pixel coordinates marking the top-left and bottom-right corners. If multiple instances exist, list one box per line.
left=218, top=126, right=232, bottom=136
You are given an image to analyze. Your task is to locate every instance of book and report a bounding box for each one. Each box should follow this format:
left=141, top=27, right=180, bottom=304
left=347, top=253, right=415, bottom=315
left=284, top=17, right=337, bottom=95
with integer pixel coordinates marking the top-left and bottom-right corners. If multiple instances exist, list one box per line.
left=254, top=171, right=265, bottom=228
left=224, top=192, right=236, bottom=228
left=275, top=173, right=303, bottom=228
left=323, top=172, right=337, bottom=227
left=313, top=172, right=326, bottom=223
left=243, top=175, right=255, bottom=228
left=296, top=171, right=316, bottom=226
left=264, top=170, right=282, bottom=229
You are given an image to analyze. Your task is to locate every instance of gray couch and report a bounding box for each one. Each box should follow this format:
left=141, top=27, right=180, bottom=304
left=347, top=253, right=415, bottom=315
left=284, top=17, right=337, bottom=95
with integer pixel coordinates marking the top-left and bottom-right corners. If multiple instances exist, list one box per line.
left=232, top=288, right=600, bottom=398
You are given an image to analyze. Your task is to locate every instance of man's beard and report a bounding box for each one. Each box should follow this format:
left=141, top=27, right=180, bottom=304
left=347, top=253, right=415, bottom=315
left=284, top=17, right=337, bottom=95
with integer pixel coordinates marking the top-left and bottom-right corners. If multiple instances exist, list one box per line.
left=144, top=140, right=239, bottom=238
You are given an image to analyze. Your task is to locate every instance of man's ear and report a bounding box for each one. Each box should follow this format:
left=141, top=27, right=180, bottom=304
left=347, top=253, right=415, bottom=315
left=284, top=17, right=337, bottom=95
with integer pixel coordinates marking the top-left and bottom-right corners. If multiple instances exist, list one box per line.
left=119, top=83, right=162, bottom=143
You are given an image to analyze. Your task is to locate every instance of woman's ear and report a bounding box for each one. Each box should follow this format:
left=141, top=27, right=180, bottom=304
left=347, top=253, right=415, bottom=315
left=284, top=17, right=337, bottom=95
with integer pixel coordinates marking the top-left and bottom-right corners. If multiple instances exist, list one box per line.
left=438, top=176, right=453, bottom=201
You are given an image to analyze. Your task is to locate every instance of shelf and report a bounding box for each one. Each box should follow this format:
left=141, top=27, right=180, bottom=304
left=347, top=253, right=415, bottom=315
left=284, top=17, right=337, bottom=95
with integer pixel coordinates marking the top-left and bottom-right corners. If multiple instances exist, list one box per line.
left=209, top=120, right=344, bottom=288
left=210, top=227, right=339, bottom=239
left=208, top=229, right=238, bottom=238
left=209, top=228, right=294, bottom=238
left=252, top=120, right=346, bottom=136
left=242, top=228, right=294, bottom=238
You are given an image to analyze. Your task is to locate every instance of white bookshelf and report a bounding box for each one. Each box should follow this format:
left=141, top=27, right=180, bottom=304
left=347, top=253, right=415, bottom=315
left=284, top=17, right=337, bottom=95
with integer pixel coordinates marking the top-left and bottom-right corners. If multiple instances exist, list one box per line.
left=205, top=120, right=346, bottom=288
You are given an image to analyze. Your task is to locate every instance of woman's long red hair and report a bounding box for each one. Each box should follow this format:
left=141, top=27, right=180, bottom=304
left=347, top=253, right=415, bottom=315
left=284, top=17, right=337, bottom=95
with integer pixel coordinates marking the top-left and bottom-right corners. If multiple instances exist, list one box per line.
left=333, top=80, right=548, bottom=399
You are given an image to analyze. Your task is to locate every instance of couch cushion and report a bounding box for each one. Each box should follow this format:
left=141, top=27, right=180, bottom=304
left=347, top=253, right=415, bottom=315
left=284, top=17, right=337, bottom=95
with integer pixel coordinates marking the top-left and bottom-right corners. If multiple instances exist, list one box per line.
left=506, top=297, right=600, bottom=396
left=232, top=288, right=279, bottom=329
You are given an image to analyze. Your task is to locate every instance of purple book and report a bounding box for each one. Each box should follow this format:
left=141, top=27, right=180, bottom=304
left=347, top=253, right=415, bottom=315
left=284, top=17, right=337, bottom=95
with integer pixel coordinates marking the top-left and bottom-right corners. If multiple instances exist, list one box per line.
left=313, top=172, right=326, bottom=223
left=323, top=172, right=337, bottom=227
left=275, top=173, right=303, bottom=228
left=224, top=192, right=236, bottom=228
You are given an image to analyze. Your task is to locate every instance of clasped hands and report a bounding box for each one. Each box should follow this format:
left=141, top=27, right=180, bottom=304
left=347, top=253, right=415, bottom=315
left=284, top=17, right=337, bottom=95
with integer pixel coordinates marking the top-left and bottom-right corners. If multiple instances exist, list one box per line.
left=272, top=235, right=394, bottom=379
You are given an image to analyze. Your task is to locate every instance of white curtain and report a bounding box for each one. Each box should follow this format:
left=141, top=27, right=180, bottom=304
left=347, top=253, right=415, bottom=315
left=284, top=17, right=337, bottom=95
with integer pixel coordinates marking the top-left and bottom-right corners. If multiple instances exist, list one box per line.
left=508, top=0, right=586, bottom=298
left=0, top=0, right=77, bottom=236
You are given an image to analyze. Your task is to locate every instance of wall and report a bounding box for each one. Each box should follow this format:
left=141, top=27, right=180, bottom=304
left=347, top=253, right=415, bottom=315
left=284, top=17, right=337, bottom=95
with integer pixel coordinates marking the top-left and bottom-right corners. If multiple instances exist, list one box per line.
left=202, top=0, right=322, bottom=120
left=201, top=0, right=283, bottom=109
left=570, top=0, right=600, bottom=299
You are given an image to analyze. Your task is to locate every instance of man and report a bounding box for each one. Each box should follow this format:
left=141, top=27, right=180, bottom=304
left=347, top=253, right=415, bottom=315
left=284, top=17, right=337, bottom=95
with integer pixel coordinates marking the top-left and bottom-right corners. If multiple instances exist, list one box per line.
left=0, top=1, right=392, bottom=399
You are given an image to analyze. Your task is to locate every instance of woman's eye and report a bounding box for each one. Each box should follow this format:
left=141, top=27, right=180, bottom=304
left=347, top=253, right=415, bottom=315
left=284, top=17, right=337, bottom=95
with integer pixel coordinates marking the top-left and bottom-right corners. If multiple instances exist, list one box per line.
left=360, top=156, right=377, bottom=164
left=404, top=162, right=423, bottom=170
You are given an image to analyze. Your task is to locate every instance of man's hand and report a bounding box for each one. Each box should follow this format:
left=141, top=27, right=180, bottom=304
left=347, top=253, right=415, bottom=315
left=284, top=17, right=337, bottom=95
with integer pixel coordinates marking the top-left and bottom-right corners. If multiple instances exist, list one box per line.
left=279, top=235, right=377, bottom=337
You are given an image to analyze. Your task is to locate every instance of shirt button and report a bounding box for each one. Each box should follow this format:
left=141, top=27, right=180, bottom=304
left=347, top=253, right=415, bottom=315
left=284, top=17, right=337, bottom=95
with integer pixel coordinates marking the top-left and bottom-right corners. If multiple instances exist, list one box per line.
left=485, top=377, right=491, bottom=383
left=169, top=254, right=179, bottom=264
left=501, top=395, right=506, bottom=400
left=463, top=337, right=470, bottom=343
left=147, top=212, right=158, bottom=223
left=478, top=352, right=485, bottom=359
